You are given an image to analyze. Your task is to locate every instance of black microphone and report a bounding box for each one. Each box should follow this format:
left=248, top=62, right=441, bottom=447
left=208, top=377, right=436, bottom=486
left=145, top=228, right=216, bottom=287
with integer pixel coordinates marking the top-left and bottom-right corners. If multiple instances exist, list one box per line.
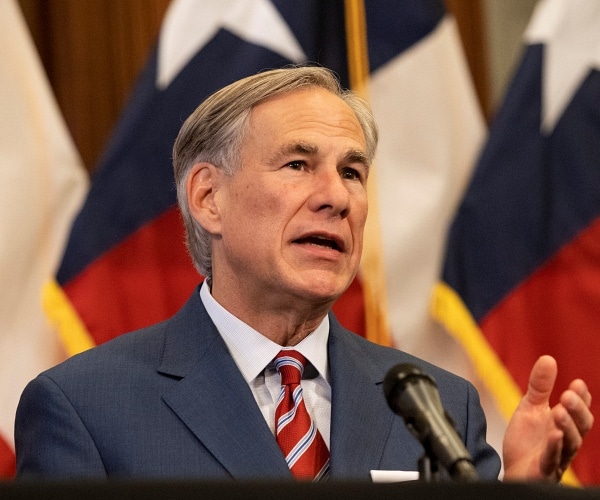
left=383, top=363, right=479, bottom=482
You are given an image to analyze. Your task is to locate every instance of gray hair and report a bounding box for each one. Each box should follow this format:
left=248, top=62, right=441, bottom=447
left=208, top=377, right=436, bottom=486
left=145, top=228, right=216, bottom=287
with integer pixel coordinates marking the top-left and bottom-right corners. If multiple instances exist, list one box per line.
left=173, top=66, right=378, bottom=279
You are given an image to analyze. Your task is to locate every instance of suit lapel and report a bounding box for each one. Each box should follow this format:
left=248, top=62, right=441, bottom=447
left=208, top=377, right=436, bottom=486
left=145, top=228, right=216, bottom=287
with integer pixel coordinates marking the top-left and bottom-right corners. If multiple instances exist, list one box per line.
left=327, top=315, right=396, bottom=479
left=157, top=289, right=290, bottom=478
left=154, top=290, right=411, bottom=479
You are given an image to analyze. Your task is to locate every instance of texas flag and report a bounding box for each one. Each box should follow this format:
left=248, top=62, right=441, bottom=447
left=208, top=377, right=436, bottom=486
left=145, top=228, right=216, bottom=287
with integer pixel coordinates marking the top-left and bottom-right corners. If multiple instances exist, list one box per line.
left=436, top=0, right=600, bottom=485
left=0, top=0, right=88, bottom=478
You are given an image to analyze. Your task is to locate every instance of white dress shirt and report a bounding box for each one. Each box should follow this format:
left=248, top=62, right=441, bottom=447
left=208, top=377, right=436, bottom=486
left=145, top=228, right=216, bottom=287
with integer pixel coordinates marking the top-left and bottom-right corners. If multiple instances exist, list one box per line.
left=199, top=281, right=332, bottom=447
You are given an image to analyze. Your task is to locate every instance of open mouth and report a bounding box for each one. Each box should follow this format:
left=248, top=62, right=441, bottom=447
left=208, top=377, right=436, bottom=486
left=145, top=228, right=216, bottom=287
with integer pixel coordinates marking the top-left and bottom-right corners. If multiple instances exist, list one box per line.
left=294, top=234, right=343, bottom=252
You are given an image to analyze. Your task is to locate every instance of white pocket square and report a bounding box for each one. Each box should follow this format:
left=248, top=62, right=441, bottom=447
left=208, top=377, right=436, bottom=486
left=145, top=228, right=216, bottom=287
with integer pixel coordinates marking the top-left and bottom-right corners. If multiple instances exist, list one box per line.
left=370, top=470, right=419, bottom=482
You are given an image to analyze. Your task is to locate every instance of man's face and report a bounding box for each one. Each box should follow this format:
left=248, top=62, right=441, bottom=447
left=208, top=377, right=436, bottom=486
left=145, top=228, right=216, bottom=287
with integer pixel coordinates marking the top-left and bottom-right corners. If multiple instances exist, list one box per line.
left=211, top=87, right=369, bottom=311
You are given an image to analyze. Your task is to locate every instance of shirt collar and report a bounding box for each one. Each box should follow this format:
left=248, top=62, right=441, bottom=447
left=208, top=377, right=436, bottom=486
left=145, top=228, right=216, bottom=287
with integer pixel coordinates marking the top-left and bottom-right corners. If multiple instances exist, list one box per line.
left=200, top=281, right=329, bottom=383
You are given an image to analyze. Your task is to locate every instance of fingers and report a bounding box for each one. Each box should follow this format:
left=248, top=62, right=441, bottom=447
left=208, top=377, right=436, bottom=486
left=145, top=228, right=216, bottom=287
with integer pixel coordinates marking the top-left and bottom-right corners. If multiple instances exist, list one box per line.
left=551, top=382, right=594, bottom=476
left=569, top=378, right=592, bottom=408
left=525, top=355, right=558, bottom=406
left=551, top=405, right=579, bottom=472
left=558, top=383, right=594, bottom=442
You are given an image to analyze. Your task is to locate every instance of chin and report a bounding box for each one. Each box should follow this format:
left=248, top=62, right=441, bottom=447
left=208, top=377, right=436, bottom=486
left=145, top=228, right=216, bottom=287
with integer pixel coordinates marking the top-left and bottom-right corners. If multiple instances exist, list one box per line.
left=296, top=276, right=350, bottom=304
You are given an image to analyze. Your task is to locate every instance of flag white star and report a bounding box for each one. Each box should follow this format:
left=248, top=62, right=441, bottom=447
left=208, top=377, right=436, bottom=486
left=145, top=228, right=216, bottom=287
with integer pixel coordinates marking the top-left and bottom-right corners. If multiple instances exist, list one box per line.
left=525, top=0, right=600, bottom=133
left=157, top=0, right=307, bottom=90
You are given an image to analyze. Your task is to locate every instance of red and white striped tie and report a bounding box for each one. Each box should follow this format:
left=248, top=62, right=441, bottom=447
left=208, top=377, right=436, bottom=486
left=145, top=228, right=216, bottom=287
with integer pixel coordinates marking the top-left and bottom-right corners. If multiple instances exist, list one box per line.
left=274, top=350, right=330, bottom=480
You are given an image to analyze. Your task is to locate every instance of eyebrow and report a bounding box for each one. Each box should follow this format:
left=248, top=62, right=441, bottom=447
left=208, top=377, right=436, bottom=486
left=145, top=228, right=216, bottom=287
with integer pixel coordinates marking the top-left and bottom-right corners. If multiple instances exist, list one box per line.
left=269, top=142, right=370, bottom=174
left=269, top=142, right=318, bottom=164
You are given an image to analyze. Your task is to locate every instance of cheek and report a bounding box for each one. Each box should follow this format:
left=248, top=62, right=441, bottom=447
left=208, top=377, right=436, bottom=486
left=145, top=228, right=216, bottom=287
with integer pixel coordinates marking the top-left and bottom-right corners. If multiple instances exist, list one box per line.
left=246, top=177, right=296, bottom=211
left=229, top=181, right=290, bottom=231
left=351, top=198, right=368, bottom=236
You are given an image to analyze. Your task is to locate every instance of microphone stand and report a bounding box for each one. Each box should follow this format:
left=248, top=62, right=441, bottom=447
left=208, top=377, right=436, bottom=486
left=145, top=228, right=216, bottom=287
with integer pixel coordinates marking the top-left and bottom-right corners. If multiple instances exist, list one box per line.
left=418, top=454, right=440, bottom=482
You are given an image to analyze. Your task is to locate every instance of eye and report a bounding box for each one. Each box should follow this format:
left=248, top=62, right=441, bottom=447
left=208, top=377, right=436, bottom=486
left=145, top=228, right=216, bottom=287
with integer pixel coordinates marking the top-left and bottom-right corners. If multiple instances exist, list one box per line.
left=286, top=160, right=306, bottom=171
left=340, top=166, right=363, bottom=181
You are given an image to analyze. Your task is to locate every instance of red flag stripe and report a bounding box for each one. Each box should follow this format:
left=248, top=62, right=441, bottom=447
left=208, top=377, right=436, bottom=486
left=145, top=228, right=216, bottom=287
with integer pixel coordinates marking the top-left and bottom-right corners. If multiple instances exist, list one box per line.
left=0, top=433, right=15, bottom=479
left=63, top=208, right=199, bottom=345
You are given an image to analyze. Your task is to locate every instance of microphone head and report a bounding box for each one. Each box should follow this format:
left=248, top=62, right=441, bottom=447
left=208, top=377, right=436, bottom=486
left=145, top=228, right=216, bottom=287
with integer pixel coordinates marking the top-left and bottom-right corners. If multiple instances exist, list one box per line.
left=383, top=363, right=445, bottom=438
left=383, top=363, right=437, bottom=404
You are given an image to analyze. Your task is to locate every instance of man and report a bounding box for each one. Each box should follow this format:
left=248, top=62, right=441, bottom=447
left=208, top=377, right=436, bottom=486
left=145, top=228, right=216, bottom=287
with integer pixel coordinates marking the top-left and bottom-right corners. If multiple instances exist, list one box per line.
left=15, top=67, right=592, bottom=481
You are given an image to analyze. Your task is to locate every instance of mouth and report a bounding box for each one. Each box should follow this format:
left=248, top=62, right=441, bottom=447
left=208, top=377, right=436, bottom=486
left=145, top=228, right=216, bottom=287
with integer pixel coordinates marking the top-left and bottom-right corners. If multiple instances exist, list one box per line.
left=293, top=233, right=345, bottom=252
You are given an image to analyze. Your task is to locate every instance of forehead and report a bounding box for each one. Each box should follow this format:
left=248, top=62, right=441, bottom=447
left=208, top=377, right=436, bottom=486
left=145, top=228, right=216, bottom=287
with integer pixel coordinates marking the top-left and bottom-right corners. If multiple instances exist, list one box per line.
left=246, top=87, right=366, bottom=150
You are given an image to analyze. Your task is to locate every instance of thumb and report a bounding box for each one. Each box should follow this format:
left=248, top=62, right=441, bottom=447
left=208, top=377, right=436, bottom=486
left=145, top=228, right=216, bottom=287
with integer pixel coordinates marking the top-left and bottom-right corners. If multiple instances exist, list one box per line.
left=525, top=355, right=558, bottom=406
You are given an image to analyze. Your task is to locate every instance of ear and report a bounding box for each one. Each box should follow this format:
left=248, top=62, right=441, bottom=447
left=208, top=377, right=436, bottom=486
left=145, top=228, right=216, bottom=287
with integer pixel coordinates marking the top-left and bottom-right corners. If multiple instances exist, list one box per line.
left=186, top=162, right=223, bottom=234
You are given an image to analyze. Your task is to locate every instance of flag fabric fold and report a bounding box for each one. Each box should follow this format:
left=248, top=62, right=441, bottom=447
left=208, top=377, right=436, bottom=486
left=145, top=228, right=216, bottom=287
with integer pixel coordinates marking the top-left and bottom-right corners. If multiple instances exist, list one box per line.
left=0, top=0, right=88, bottom=478
left=437, top=0, right=600, bottom=485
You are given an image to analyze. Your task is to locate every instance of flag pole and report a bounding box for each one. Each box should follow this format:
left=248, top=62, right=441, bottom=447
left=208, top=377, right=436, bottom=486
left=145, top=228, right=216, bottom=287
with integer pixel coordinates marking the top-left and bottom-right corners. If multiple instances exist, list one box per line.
left=344, top=0, right=392, bottom=347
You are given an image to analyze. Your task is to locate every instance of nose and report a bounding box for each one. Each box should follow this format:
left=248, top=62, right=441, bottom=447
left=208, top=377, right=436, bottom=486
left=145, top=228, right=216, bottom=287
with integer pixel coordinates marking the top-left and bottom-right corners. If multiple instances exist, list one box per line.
left=307, top=167, right=351, bottom=218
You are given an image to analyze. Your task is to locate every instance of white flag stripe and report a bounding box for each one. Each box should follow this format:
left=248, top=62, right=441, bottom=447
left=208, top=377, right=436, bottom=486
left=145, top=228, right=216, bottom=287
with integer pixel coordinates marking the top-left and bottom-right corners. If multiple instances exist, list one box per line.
left=372, top=17, right=485, bottom=350
left=369, top=15, right=507, bottom=462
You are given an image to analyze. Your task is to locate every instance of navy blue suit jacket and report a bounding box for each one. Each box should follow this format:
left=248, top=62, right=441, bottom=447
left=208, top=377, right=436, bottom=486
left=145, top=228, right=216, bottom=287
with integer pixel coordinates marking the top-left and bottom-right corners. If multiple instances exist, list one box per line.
left=15, top=286, right=500, bottom=480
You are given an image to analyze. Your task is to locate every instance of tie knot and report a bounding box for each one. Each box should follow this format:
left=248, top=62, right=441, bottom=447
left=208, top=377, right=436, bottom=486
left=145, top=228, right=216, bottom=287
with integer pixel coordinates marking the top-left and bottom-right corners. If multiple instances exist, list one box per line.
left=274, top=350, right=306, bottom=385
